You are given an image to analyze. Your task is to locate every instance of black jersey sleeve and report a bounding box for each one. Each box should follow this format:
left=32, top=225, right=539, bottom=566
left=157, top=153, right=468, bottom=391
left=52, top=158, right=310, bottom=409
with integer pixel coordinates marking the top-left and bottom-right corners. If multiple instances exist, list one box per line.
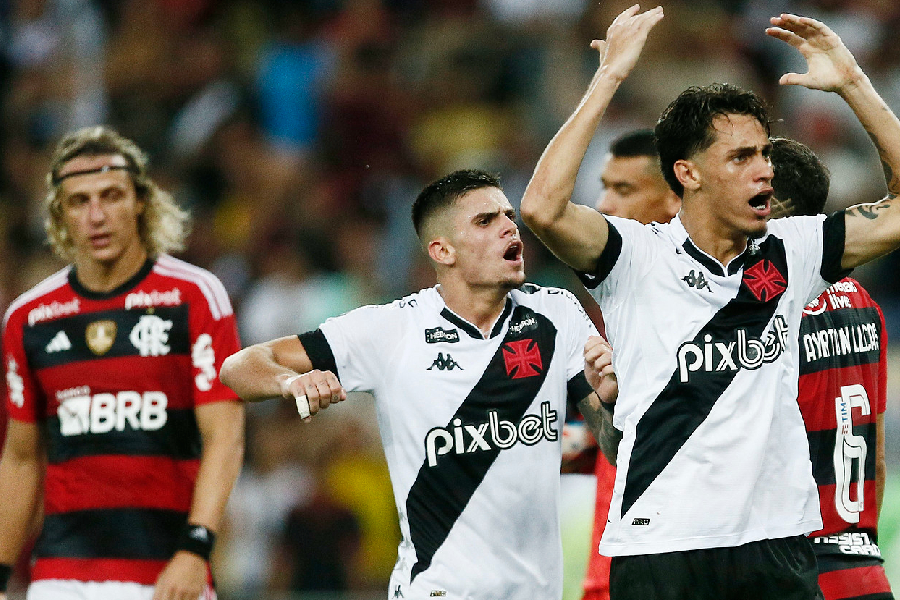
left=821, top=210, right=852, bottom=284
left=575, top=218, right=623, bottom=289
left=298, top=329, right=339, bottom=378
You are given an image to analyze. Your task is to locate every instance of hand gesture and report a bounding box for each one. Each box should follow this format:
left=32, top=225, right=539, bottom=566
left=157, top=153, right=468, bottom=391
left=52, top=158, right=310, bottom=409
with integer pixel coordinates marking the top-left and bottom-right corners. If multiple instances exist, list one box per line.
left=279, top=369, right=346, bottom=422
left=584, top=335, right=618, bottom=404
left=152, top=551, right=207, bottom=600
left=593, top=4, right=665, bottom=82
left=766, top=14, right=865, bottom=94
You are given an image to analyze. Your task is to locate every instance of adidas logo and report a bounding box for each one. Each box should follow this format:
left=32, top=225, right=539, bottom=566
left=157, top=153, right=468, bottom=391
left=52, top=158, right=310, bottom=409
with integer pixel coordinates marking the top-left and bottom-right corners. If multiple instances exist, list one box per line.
left=46, top=331, right=72, bottom=353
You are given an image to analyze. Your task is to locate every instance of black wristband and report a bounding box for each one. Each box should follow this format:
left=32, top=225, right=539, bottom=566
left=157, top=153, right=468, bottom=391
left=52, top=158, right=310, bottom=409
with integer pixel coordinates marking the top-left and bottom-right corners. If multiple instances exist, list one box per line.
left=600, top=400, right=615, bottom=414
left=0, top=563, right=12, bottom=593
left=175, top=523, right=216, bottom=561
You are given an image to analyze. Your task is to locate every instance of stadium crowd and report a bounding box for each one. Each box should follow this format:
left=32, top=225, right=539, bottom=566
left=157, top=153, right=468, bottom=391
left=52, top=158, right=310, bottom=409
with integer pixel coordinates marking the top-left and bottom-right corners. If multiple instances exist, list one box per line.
left=2, top=0, right=900, bottom=598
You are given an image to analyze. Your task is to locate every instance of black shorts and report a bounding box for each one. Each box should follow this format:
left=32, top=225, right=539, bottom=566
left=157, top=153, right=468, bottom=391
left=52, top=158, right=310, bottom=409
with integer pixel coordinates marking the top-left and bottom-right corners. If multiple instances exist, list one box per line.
left=609, top=535, right=823, bottom=600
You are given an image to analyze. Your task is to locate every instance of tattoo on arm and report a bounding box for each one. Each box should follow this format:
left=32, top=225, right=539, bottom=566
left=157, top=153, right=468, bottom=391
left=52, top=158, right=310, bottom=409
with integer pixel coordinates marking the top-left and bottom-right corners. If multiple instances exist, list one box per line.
left=578, top=393, right=622, bottom=466
left=846, top=200, right=892, bottom=220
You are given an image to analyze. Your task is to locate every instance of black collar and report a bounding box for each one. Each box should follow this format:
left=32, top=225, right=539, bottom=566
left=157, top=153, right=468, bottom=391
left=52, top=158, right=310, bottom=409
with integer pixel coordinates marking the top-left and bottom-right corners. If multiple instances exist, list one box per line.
left=68, top=257, right=155, bottom=300
left=681, top=239, right=749, bottom=277
left=440, top=296, right=513, bottom=339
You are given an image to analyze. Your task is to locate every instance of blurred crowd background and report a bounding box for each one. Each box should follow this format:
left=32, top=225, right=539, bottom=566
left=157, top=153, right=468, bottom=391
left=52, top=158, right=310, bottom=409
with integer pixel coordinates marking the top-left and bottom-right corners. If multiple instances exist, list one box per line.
left=2, top=0, right=900, bottom=598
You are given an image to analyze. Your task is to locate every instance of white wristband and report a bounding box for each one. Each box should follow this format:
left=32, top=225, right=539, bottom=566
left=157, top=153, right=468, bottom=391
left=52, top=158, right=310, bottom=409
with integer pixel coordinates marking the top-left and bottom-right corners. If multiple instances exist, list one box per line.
left=283, top=374, right=311, bottom=418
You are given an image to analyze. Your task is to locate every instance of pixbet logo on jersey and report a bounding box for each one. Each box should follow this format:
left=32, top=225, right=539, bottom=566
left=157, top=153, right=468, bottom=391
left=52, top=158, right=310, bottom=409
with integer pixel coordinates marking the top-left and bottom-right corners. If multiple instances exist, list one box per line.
left=424, top=401, right=558, bottom=467
left=676, top=316, right=789, bottom=383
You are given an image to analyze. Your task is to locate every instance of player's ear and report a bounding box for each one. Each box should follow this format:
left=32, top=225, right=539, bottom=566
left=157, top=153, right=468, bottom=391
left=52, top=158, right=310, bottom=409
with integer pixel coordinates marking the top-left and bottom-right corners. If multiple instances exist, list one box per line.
left=673, top=159, right=700, bottom=193
left=428, top=237, right=456, bottom=266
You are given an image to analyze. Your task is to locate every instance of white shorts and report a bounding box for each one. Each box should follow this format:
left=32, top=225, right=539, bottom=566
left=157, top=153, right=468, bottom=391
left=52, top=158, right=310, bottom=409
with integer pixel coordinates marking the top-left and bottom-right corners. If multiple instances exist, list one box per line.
left=26, top=579, right=216, bottom=600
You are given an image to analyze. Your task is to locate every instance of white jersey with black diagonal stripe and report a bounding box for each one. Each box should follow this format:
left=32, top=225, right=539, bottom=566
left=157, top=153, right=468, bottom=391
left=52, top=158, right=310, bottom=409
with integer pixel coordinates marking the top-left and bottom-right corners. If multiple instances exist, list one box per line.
left=301, top=284, right=598, bottom=600
left=579, top=213, right=848, bottom=557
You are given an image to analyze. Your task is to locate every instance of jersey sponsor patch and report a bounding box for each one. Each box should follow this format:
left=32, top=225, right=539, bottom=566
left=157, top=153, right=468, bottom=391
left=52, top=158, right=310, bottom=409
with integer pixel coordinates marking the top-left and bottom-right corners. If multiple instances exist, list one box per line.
left=425, top=327, right=459, bottom=344
left=86, top=320, right=117, bottom=355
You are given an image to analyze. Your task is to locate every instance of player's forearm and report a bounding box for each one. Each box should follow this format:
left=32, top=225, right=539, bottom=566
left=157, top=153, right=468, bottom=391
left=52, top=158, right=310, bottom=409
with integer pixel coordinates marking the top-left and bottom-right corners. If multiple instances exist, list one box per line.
left=0, top=456, right=42, bottom=565
left=839, top=75, right=900, bottom=197
left=220, top=344, right=304, bottom=401
left=839, top=77, right=900, bottom=268
left=521, top=71, right=621, bottom=229
left=578, top=393, right=622, bottom=466
left=186, top=402, right=245, bottom=536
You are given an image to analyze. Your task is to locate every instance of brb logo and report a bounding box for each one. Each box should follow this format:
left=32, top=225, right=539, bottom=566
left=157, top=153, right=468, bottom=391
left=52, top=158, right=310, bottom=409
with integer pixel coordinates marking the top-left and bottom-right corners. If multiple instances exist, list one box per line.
left=57, top=390, right=168, bottom=436
left=676, top=316, right=789, bottom=383
left=424, top=401, right=558, bottom=467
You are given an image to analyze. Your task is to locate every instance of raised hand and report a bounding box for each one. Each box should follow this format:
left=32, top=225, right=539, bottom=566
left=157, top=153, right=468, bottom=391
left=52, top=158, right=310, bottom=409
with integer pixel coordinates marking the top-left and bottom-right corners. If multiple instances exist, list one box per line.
left=593, top=4, right=665, bottom=82
left=766, top=14, right=865, bottom=95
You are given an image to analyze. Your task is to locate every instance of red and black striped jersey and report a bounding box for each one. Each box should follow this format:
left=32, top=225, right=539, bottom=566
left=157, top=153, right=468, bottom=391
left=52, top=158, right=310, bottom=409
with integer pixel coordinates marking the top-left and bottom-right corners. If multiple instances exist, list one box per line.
left=796, top=277, right=886, bottom=544
left=2, top=255, right=241, bottom=584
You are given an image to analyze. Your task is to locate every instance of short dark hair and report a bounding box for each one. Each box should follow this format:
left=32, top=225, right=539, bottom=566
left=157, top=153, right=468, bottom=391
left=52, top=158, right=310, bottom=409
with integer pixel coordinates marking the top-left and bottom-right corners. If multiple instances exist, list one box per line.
left=412, top=169, right=501, bottom=238
left=655, top=83, right=771, bottom=197
left=609, top=129, right=657, bottom=159
left=770, top=137, right=830, bottom=217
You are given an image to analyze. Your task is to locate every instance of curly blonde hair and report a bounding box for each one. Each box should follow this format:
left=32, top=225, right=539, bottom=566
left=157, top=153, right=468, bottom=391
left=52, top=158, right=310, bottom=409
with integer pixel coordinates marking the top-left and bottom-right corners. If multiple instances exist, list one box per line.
left=44, top=126, right=191, bottom=261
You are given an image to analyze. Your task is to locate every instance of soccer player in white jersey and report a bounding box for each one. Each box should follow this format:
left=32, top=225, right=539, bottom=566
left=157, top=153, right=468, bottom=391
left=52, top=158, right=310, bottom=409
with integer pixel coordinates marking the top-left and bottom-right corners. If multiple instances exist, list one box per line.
left=520, top=6, right=900, bottom=600
left=220, top=169, right=617, bottom=600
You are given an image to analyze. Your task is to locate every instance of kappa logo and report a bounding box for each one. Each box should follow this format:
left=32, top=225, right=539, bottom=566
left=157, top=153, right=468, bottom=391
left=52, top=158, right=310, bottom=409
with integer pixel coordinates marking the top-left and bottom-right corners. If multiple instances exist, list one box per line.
left=425, top=327, right=459, bottom=344
left=743, top=260, right=786, bottom=302
left=682, top=269, right=711, bottom=291
left=428, top=353, right=462, bottom=370
left=46, top=331, right=72, bottom=353
left=502, top=339, right=542, bottom=379
left=130, top=314, right=172, bottom=356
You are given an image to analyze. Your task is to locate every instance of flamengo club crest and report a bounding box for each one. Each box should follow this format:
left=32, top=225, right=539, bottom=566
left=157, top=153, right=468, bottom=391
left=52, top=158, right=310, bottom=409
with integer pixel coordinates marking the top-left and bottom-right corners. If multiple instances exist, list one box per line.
left=86, top=320, right=117, bottom=355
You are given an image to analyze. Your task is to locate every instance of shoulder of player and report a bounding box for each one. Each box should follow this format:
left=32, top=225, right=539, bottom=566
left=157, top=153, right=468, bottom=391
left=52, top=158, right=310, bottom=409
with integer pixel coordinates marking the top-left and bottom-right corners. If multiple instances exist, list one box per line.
left=765, top=214, right=827, bottom=239
left=3, top=266, right=72, bottom=329
left=512, top=283, right=582, bottom=311
left=149, top=254, right=233, bottom=318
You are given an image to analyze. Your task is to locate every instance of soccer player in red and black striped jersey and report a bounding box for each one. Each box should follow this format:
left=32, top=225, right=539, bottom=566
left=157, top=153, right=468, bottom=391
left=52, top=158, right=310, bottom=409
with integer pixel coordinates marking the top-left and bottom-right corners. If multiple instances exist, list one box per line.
left=0, top=127, right=245, bottom=600
left=770, top=137, right=894, bottom=600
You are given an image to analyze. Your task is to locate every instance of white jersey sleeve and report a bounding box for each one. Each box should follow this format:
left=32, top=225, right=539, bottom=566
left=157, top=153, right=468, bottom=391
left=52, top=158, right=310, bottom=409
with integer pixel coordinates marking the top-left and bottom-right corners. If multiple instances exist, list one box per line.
left=313, top=299, right=411, bottom=393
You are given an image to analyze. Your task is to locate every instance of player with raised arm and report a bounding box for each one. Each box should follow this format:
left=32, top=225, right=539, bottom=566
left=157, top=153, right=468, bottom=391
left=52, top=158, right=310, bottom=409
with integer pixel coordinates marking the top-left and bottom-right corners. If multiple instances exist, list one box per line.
left=0, top=126, right=244, bottom=600
left=566, top=128, right=680, bottom=600
left=769, top=137, right=894, bottom=600
left=520, top=5, right=900, bottom=599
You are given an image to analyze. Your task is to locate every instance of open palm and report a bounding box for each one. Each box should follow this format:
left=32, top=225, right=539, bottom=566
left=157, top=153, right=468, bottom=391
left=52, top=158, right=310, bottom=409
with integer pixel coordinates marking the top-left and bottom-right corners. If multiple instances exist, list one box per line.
left=766, top=14, right=863, bottom=93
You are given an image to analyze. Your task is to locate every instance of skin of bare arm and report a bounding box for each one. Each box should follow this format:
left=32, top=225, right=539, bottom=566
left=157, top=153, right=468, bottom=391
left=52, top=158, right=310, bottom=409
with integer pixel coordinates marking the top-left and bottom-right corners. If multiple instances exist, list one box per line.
left=519, top=5, right=665, bottom=273
left=766, top=14, right=900, bottom=269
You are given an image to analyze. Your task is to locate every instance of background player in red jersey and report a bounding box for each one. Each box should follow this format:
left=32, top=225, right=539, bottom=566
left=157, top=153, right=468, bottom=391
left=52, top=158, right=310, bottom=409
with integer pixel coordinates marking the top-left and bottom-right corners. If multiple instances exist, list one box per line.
left=769, top=137, right=894, bottom=600
left=562, top=129, right=680, bottom=600
left=0, top=126, right=245, bottom=600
